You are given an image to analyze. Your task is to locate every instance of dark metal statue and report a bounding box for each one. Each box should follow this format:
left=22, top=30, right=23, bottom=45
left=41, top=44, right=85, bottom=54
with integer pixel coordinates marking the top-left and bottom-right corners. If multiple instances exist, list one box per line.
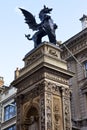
left=19, top=5, right=57, bottom=48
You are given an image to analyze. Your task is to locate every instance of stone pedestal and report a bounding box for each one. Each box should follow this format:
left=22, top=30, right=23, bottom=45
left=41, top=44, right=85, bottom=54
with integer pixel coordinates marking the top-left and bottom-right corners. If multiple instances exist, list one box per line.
left=11, top=42, right=73, bottom=130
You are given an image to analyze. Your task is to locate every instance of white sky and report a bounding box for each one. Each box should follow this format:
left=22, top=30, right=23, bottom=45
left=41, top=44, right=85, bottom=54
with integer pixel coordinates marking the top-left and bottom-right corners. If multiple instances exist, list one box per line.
left=0, top=0, right=87, bottom=85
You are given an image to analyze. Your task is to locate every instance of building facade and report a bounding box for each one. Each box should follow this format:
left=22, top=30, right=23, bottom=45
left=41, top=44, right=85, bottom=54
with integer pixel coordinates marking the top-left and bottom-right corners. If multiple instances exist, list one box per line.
left=61, top=17, right=87, bottom=130
left=0, top=77, right=17, bottom=130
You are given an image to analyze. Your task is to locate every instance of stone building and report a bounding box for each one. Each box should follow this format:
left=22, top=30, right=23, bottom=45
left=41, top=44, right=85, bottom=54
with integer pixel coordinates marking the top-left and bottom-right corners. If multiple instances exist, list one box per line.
left=0, top=77, right=17, bottom=130
left=60, top=15, right=87, bottom=130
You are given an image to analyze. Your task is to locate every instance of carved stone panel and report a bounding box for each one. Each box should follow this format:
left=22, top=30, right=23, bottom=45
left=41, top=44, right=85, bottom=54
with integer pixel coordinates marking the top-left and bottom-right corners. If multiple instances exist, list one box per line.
left=45, top=81, right=61, bottom=96
left=64, top=98, right=71, bottom=130
left=40, top=93, right=45, bottom=130
left=45, top=92, right=52, bottom=130
left=62, top=88, right=71, bottom=130
left=53, top=96, right=63, bottom=130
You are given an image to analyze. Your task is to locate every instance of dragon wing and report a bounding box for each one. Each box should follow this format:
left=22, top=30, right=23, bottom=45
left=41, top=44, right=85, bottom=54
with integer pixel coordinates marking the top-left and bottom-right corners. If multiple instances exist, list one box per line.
left=19, top=8, right=38, bottom=31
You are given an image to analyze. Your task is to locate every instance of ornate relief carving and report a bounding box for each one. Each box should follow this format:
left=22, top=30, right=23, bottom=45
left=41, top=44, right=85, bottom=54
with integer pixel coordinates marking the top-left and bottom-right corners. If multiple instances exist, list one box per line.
left=65, top=88, right=70, bottom=98
left=18, top=71, right=44, bottom=93
left=26, top=49, right=42, bottom=66
left=53, top=97, right=62, bottom=130
left=52, top=84, right=61, bottom=95
left=49, top=49, right=58, bottom=57
left=16, top=79, right=71, bottom=130
left=45, top=81, right=52, bottom=92
left=61, top=87, right=70, bottom=98
left=44, top=81, right=61, bottom=96
left=64, top=98, right=71, bottom=130
left=61, top=87, right=71, bottom=130
left=40, top=94, right=45, bottom=130
left=45, top=73, right=68, bottom=85
left=46, top=93, right=52, bottom=130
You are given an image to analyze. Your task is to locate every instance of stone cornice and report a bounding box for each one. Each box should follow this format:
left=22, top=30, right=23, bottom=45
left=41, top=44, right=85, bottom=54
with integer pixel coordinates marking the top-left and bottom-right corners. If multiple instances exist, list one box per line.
left=11, top=62, right=73, bottom=89
left=60, top=28, right=87, bottom=60
left=62, top=28, right=87, bottom=47
left=11, top=43, right=73, bottom=87
left=61, top=41, right=87, bottom=60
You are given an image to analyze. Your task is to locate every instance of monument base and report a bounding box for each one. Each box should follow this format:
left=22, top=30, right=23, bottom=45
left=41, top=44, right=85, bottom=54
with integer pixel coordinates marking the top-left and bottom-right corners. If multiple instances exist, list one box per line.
left=12, top=42, right=73, bottom=130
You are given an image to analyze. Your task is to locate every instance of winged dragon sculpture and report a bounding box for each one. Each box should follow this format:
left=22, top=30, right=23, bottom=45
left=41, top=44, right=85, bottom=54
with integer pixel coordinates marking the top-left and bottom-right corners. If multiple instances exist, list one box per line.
left=19, top=5, right=57, bottom=48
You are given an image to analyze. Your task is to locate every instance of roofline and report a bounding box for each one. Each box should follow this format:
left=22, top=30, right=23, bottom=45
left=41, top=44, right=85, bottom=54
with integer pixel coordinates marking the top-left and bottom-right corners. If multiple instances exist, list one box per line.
left=62, top=28, right=87, bottom=46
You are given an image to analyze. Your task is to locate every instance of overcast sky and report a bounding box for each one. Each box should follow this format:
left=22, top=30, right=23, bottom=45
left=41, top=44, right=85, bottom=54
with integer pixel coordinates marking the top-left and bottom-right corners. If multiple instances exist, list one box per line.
left=0, top=0, right=87, bottom=85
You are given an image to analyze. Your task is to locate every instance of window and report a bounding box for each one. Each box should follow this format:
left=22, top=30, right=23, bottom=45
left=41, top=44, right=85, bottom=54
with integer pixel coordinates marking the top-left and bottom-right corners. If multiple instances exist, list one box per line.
left=4, top=125, right=16, bottom=130
left=4, top=102, right=16, bottom=121
left=84, top=62, right=87, bottom=77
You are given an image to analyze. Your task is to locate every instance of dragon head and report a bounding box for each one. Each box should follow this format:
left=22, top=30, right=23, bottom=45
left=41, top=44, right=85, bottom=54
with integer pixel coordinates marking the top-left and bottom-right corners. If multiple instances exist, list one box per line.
left=43, top=5, right=53, bottom=14
left=39, top=5, right=53, bottom=21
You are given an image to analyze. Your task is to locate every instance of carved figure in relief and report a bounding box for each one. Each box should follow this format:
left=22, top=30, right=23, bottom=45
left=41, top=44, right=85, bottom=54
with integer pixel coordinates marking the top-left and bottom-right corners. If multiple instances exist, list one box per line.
left=54, top=114, right=60, bottom=123
left=54, top=125, right=60, bottom=130
left=28, top=116, right=38, bottom=130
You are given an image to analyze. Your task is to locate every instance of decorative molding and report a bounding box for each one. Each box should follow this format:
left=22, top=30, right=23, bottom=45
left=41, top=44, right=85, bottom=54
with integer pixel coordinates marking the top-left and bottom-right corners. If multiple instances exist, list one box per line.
left=45, top=81, right=61, bottom=96
left=61, top=41, right=87, bottom=60
left=48, top=48, right=58, bottom=57
left=45, top=92, right=52, bottom=130
left=25, top=49, right=43, bottom=66
left=40, top=94, right=45, bottom=130
left=62, top=87, right=71, bottom=130
left=45, top=73, right=68, bottom=85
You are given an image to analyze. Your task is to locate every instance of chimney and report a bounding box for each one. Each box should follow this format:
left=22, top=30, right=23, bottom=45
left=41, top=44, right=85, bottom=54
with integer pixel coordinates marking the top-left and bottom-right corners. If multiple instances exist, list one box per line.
left=80, top=14, right=87, bottom=30
left=0, top=77, right=4, bottom=87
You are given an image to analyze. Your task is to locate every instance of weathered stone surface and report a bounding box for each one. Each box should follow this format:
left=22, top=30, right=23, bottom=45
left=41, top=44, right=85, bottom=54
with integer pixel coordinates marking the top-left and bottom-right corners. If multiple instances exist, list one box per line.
left=11, top=42, right=73, bottom=130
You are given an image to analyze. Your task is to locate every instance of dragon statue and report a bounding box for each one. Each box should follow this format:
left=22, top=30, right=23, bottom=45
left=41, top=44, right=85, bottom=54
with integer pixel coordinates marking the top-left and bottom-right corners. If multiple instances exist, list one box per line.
left=19, top=5, right=58, bottom=48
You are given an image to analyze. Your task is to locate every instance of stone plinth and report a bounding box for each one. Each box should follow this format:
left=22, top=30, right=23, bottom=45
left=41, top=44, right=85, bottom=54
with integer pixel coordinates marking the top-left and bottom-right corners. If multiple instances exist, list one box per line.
left=11, top=42, right=73, bottom=130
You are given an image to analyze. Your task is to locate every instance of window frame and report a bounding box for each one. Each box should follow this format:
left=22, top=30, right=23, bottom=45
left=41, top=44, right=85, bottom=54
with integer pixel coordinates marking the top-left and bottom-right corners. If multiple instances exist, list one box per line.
left=4, top=102, right=16, bottom=121
left=4, top=124, right=16, bottom=130
left=84, top=61, right=87, bottom=77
